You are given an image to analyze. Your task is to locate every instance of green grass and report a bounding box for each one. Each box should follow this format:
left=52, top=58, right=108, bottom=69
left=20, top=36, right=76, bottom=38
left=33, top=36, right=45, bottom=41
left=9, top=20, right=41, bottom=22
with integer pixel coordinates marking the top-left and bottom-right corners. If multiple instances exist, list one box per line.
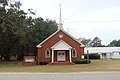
left=0, top=60, right=120, bottom=72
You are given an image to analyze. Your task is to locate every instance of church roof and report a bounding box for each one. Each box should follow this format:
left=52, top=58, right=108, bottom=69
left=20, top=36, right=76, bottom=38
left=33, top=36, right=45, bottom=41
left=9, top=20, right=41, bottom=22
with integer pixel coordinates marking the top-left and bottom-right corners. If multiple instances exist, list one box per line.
left=36, top=29, right=85, bottom=48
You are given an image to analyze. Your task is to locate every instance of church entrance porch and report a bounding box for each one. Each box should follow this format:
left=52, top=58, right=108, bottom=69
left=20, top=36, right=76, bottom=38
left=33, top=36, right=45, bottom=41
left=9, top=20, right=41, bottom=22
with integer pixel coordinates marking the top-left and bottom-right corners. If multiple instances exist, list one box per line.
left=53, top=50, right=70, bottom=62
left=50, top=40, right=73, bottom=64
left=49, top=50, right=74, bottom=65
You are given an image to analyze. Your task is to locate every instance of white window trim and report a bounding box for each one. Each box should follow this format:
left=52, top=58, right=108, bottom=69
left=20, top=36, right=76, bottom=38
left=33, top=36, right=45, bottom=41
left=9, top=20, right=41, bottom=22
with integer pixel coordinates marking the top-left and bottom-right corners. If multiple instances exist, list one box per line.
left=45, top=48, right=50, bottom=58
left=72, top=48, right=77, bottom=58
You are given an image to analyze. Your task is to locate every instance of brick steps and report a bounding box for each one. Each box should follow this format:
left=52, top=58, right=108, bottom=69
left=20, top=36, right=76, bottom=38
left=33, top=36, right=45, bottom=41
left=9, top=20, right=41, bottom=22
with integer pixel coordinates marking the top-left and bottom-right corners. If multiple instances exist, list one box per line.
left=48, top=61, right=75, bottom=65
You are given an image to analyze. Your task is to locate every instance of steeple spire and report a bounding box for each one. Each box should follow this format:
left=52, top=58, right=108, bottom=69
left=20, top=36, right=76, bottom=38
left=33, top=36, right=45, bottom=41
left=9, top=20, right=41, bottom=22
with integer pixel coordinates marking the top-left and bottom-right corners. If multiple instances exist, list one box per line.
left=58, top=4, right=63, bottom=30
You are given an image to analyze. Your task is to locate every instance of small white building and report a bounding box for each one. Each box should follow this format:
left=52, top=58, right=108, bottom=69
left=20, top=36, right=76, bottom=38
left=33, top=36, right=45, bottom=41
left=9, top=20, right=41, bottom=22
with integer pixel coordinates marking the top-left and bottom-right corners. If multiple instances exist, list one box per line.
left=84, top=47, right=120, bottom=59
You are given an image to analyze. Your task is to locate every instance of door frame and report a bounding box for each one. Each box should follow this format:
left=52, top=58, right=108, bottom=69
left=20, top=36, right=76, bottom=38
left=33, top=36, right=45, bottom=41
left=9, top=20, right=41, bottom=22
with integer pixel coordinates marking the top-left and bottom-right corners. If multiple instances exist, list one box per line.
left=57, top=51, right=66, bottom=61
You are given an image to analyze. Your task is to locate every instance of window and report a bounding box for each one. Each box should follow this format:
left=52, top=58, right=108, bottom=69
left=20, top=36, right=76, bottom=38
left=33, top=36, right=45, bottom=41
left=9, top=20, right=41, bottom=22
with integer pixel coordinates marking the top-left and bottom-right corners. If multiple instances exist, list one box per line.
left=72, top=48, right=77, bottom=57
left=45, top=48, right=50, bottom=58
left=59, top=53, right=61, bottom=55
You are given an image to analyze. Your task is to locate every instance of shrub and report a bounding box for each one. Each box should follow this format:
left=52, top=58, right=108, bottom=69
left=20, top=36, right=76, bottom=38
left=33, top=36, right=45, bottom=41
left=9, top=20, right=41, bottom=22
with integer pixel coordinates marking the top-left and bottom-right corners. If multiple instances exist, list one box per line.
left=39, top=61, right=48, bottom=65
left=74, top=60, right=91, bottom=64
left=85, top=53, right=100, bottom=59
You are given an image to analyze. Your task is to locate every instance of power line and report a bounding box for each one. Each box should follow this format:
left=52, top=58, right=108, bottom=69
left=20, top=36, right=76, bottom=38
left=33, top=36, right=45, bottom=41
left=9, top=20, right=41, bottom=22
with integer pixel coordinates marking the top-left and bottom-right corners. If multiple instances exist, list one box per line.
left=64, top=20, right=120, bottom=23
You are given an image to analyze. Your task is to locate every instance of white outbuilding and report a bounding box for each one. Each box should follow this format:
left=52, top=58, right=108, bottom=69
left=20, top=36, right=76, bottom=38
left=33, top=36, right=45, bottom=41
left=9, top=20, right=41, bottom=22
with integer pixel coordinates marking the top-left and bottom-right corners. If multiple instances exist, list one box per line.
left=84, top=47, right=120, bottom=59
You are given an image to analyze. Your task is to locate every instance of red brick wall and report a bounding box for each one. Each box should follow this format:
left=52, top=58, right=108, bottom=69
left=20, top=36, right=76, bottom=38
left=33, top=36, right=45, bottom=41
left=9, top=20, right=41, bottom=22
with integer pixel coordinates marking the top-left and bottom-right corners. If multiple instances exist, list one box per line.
left=37, top=30, right=84, bottom=63
left=65, top=50, right=69, bottom=61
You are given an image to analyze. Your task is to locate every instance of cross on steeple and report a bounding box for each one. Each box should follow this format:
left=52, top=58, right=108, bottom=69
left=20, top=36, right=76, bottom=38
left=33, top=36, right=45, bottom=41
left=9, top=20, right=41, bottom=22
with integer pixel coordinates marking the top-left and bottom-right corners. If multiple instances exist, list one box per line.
left=58, top=4, right=63, bottom=30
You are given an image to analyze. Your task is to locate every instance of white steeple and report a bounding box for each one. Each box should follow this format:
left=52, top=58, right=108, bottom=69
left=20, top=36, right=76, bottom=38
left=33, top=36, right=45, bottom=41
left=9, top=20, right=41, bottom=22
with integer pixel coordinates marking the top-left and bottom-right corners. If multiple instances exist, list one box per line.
left=58, top=4, right=63, bottom=30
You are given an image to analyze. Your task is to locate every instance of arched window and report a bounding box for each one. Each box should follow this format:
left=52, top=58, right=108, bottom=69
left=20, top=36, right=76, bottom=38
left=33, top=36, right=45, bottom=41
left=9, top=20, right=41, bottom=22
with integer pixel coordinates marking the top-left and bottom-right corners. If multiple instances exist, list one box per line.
left=45, top=48, right=50, bottom=58
left=72, top=48, right=77, bottom=57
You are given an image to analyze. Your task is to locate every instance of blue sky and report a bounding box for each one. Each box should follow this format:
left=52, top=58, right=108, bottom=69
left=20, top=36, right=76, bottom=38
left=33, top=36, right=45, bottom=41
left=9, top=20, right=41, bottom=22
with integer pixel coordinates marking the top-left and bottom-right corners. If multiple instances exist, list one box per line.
left=18, top=0, right=120, bottom=45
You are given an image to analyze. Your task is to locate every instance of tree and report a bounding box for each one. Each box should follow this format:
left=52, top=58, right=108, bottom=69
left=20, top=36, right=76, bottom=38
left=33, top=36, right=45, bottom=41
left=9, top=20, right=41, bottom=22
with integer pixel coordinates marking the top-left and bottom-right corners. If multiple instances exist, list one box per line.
left=29, top=18, right=58, bottom=55
left=108, top=39, right=120, bottom=47
left=7, top=17, right=58, bottom=59
left=79, top=37, right=105, bottom=47
left=0, top=0, right=27, bottom=60
left=78, top=37, right=91, bottom=47
left=0, top=0, right=58, bottom=60
left=90, top=37, right=103, bottom=47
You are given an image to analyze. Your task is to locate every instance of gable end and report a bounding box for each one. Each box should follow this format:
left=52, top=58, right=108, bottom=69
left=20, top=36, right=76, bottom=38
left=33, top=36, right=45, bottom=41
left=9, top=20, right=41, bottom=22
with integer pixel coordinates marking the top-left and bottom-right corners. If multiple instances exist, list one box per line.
left=36, top=29, right=85, bottom=48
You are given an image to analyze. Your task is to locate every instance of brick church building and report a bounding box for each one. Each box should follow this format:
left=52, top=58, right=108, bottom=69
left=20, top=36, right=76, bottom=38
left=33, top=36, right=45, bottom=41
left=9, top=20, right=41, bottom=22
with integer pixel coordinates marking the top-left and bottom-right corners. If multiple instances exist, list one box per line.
left=36, top=5, right=85, bottom=65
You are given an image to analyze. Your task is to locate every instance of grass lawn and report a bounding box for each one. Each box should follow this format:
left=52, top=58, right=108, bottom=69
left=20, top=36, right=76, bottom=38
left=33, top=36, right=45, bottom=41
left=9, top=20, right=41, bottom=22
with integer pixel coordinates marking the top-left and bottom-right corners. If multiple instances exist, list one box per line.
left=0, top=60, right=120, bottom=72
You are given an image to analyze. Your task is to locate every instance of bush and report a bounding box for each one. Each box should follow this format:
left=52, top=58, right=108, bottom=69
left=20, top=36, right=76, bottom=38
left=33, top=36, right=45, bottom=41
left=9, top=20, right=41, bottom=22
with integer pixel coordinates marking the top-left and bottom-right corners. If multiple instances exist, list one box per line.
left=74, top=60, right=91, bottom=64
left=85, top=53, right=100, bottom=59
left=39, top=61, right=48, bottom=65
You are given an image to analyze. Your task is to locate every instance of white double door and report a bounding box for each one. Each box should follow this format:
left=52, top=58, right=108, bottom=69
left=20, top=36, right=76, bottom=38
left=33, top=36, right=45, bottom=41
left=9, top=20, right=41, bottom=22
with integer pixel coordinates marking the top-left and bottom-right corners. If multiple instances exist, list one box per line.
left=57, top=51, right=65, bottom=61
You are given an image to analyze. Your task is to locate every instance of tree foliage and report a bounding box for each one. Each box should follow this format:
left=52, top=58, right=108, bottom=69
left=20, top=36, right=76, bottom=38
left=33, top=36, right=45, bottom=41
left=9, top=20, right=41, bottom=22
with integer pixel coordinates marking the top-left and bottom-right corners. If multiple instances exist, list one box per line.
left=0, top=0, right=58, bottom=60
left=78, top=38, right=91, bottom=47
left=79, top=37, right=104, bottom=47
left=108, top=39, right=120, bottom=47
left=90, top=37, right=103, bottom=47
left=0, top=0, right=27, bottom=60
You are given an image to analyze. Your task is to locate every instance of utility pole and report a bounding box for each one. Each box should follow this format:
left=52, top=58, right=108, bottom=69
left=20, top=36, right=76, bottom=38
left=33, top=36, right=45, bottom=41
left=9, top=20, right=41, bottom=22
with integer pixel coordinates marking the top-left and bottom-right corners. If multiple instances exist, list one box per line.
left=86, top=44, right=90, bottom=64
left=87, top=49, right=89, bottom=64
